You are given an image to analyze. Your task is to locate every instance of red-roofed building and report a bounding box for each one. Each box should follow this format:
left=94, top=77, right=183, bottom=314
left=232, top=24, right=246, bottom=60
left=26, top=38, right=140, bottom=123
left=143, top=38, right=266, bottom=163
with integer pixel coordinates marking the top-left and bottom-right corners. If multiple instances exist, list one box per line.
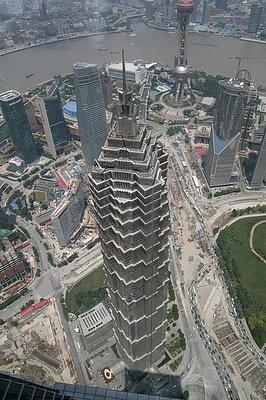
left=20, top=299, right=49, bottom=317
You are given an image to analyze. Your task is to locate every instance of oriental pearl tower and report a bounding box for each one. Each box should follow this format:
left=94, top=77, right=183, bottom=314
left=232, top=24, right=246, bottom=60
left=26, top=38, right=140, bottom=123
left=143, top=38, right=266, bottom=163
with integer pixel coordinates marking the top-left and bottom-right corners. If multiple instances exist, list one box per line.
left=174, top=0, right=194, bottom=105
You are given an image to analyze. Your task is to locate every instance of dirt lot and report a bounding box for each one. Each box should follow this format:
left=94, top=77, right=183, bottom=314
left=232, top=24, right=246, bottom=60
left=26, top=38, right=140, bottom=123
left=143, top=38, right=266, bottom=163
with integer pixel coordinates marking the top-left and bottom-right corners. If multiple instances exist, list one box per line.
left=0, top=298, right=75, bottom=384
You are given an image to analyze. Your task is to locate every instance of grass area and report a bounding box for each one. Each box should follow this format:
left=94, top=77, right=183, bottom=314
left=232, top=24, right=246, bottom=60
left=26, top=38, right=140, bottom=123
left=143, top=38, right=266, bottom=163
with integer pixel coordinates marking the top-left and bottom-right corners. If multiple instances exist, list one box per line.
left=167, top=309, right=175, bottom=323
left=47, top=252, right=56, bottom=267
left=166, top=329, right=186, bottom=358
left=217, top=217, right=266, bottom=347
left=150, top=103, right=164, bottom=112
left=65, top=266, right=107, bottom=316
left=253, top=222, right=266, bottom=260
left=168, top=280, right=175, bottom=302
left=169, top=356, right=183, bottom=371
left=167, top=126, right=183, bottom=136
left=167, top=304, right=179, bottom=323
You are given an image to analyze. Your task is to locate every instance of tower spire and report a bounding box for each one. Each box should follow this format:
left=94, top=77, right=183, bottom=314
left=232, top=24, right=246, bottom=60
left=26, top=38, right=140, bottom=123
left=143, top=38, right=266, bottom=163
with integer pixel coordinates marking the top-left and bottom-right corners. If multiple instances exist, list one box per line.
left=115, top=50, right=136, bottom=137
left=122, top=49, right=127, bottom=95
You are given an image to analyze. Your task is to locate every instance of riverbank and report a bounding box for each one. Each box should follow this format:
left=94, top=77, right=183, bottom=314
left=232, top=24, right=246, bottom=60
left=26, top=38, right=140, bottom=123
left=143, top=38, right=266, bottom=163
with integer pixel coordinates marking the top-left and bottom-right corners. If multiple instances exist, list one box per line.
left=240, top=37, right=266, bottom=45
left=143, top=17, right=243, bottom=39
left=0, top=29, right=122, bottom=58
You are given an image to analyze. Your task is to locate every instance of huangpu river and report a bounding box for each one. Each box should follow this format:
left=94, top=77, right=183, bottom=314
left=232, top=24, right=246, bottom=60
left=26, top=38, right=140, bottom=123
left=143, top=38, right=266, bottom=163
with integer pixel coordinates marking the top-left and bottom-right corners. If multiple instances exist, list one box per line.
left=0, top=22, right=266, bottom=93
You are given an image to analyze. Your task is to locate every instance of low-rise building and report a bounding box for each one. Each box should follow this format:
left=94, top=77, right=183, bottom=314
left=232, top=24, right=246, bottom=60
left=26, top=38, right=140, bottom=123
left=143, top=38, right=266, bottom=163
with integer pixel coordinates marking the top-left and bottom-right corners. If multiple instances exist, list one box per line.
left=35, top=209, right=54, bottom=226
left=78, top=302, right=112, bottom=337
left=107, top=60, right=147, bottom=84
left=33, top=178, right=58, bottom=203
left=0, top=248, right=29, bottom=290
left=77, top=301, right=113, bottom=352
left=8, top=157, right=25, bottom=174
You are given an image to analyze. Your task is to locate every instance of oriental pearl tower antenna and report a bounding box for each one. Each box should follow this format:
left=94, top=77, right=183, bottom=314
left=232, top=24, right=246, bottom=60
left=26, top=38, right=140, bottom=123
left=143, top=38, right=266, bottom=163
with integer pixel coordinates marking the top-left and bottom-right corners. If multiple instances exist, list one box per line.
left=174, top=0, right=194, bottom=105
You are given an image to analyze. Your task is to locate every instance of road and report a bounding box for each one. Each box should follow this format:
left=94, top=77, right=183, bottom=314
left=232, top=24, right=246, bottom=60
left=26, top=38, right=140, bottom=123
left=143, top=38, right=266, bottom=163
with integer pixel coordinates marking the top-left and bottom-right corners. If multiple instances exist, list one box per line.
left=169, top=239, right=229, bottom=399
left=166, top=137, right=266, bottom=398
left=1, top=213, right=92, bottom=384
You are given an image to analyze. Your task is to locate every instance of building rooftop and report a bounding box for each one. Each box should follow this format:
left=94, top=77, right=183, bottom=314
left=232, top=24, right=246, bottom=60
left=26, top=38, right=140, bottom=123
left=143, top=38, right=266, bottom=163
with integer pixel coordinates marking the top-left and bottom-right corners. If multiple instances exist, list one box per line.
left=108, top=62, right=145, bottom=73
left=78, top=302, right=112, bottom=337
left=258, top=95, right=266, bottom=113
left=52, top=179, right=81, bottom=219
left=0, top=90, right=21, bottom=102
left=9, top=157, right=24, bottom=167
left=35, top=209, right=54, bottom=225
left=200, top=97, right=215, bottom=107
left=34, top=178, right=57, bottom=192
left=73, top=62, right=97, bottom=70
left=52, top=197, right=70, bottom=219
left=63, top=100, right=77, bottom=122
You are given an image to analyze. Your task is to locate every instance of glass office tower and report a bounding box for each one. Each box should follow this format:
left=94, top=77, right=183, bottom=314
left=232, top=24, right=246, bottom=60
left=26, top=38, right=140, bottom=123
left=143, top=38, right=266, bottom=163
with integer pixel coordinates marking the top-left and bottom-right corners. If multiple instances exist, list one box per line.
left=73, top=63, right=108, bottom=168
left=0, top=90, right=38, bottom=164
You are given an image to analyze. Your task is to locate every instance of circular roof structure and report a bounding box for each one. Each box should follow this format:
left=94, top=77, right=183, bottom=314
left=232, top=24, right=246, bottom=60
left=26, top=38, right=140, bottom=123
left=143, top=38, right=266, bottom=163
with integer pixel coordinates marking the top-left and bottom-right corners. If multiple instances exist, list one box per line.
left=175, top=65, right=189, bottom=78
left=134, top=59, right=145, bottom=67
left=177, top=0, right=194, bottom=14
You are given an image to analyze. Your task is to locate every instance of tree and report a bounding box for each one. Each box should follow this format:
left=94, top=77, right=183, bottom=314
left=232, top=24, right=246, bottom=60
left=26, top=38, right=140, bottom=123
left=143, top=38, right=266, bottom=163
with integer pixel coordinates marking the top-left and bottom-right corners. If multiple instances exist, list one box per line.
left=213, top=227, right=219, bottom=235
left=232, top=209, right=238, bottom=218
left=168, top=282, right=175, bottom=301
left=172, top=304, right=179, bottom=320
left=21, top=173, right=29, bottom=181
left=74, top=153, right=82, bottom=161
left=0, top=319, right=5, bottom=325
left=183, top=109, right=193, bottom=118
left=180, top=390, right=189, bottom=400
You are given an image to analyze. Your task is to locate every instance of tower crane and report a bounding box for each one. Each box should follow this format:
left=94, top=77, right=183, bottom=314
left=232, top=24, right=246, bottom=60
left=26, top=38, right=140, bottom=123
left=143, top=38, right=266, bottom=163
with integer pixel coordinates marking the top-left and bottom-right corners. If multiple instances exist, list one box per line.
left=228, top=56, right=266, bottom=75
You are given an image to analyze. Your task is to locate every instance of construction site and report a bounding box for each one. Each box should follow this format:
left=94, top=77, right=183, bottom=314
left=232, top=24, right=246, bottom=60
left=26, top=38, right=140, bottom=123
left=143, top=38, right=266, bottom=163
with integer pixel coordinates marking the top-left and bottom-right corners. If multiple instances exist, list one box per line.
left=0, top=297, right=75, bottom=385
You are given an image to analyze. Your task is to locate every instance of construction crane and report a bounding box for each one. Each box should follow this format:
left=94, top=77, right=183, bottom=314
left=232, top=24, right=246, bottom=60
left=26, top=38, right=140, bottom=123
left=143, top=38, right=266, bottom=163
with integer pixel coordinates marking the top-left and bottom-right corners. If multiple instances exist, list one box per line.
left=228, top=56, right=266, bottom=75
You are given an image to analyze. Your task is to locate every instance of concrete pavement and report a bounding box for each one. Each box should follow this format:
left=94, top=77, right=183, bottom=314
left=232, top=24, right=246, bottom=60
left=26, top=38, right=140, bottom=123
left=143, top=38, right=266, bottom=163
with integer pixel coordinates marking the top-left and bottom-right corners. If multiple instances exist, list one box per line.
left=169, top=242, right=228, bottom=400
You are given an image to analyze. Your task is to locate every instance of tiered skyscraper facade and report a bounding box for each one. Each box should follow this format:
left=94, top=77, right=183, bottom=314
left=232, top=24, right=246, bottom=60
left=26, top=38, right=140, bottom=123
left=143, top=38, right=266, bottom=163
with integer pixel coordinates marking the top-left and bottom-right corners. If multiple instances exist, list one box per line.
left=89, top=54, right=170, bottom=371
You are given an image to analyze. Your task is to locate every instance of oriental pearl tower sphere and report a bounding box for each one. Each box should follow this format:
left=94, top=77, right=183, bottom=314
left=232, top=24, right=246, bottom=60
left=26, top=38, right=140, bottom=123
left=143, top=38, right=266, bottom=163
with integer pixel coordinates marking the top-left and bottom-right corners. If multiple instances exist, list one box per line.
left=174, top=0, right=194, bottom=104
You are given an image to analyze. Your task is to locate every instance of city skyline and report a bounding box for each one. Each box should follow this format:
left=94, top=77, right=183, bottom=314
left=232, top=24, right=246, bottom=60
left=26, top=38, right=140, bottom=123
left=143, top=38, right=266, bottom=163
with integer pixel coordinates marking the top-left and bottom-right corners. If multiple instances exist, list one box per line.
left=0, top=4, right=265, bottom=399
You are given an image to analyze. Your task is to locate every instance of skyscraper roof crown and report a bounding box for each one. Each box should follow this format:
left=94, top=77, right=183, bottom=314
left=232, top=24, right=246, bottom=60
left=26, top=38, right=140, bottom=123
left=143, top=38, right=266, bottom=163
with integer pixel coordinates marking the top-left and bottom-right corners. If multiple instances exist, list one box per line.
left=177, top=0, right=194, bottom=14
left=115, top=50, right=136, bottom=139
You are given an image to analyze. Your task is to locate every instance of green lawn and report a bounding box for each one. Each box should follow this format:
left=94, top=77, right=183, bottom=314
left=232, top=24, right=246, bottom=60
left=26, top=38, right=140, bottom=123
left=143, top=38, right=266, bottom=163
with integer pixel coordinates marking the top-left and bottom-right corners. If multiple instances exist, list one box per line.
left=167, top=309, right=175, bottom=323
left=166, top=339, right=182, bottom=358
left=169, top=356, right=183, bottom=371
left=65, top=266, right=107, bottom=316
left=253, top=222, right=266, bottom=261
left=217, top=217, right=266, bottom=347
left=166, top=329, right=186, bottom=358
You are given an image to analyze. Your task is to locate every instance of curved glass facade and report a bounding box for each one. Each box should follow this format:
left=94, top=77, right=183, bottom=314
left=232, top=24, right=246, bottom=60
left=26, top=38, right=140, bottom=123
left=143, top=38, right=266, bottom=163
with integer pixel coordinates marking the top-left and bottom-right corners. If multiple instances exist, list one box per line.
left=0, top=90, right=38, bottom=164
left=214, top=80, right=249, bottom=141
